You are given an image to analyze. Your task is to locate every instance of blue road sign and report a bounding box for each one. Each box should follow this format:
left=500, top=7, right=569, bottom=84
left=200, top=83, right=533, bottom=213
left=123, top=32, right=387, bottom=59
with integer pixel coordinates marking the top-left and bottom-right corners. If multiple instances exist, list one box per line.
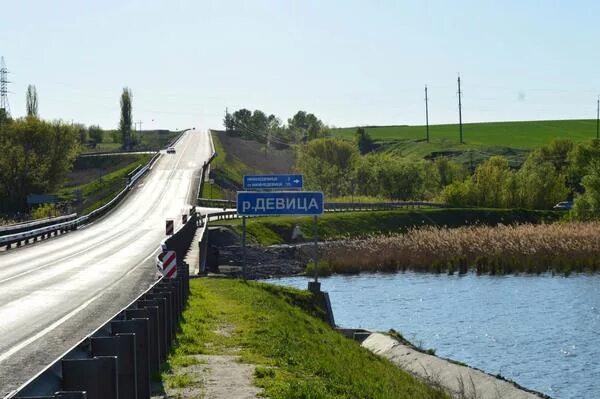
left=243, top=174, right=303, bottom=190
left=237, top=191, right=324, bottom=216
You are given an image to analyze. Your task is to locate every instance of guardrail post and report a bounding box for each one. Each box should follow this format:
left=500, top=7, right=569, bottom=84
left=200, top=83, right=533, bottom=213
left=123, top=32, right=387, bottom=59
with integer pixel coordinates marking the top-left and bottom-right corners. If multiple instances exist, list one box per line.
left=111, top=319, right=151, bottom=399
left=91, top=333, right=137, bottom=399
left=136, top=299, right=167, bottom=362
left=125, top=308, right=160, bottom=375
left=157, top=280, right=181, bottom=323
left=145, top=292, right=173, bottom=349
left=61, top=356, right=118, bottom=399
left=150, top=287, right=176, bottom=342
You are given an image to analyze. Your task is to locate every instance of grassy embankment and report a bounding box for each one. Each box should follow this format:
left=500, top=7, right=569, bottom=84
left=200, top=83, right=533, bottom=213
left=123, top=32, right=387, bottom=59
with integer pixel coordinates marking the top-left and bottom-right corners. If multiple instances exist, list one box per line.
left=55, top=154, right=150, bottom=214
left=218, top=208, right=562, bottom=246
left=159, top=278, right=447, bottom=399
left=333, top=119, right=599, bottom=166
left=81, top=129, right=181, bottom=154
left=206, top=133, right=247, bottom=199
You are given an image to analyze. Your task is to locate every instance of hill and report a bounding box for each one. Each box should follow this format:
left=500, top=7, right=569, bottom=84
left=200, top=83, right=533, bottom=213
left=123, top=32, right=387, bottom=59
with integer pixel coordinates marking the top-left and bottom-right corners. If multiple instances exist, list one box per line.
left=333, top=119, right=598, bottom=166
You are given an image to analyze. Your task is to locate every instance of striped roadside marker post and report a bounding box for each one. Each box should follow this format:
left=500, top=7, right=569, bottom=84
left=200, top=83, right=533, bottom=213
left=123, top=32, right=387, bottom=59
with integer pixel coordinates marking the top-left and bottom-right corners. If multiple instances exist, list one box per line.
left=161, top=250, right=177, bottom=278
left=165, top=219, right=174, bottom=235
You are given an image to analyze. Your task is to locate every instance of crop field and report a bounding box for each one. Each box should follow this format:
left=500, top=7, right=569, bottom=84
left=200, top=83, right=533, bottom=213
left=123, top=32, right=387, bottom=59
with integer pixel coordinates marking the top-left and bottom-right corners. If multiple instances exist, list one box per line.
left=332, top=119, right=598, bottom=148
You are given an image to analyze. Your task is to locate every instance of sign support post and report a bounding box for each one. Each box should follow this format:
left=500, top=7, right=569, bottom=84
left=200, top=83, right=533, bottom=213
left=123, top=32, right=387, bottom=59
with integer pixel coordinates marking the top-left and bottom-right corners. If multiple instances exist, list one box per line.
left=242, top=216, right=247, bottom=280
left=313, top=215, right=319, bottom=283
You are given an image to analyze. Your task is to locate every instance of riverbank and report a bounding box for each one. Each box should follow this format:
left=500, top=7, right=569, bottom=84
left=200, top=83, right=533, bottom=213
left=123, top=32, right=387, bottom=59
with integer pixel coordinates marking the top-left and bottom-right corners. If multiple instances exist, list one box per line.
left=320, top=222, right=600, bottom=276
left=361, top=332, right=547, bottom=399
left=218, top=208, right=562, bottom=246
left=156, top=278, right=448, bottom=398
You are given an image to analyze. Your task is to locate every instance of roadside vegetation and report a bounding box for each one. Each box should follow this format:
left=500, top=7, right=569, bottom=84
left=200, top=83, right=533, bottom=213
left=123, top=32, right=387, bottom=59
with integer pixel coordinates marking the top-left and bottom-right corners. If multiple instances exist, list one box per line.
left=218, top=208, right=561, bottom=246
left=55, top=154, right=150, bottom=214
left=212, top=113, right=600, bottom=220
left=319, top=222, right=600, bottom=276
left=0, top=84, right=180, bottom=221
left=297, top=135, right=600, bottom=219
left=224, top=108, right=330, bottom=143
left=0, top=115, right=80, bottom=213
left=160, top=278, right=448, bottom=399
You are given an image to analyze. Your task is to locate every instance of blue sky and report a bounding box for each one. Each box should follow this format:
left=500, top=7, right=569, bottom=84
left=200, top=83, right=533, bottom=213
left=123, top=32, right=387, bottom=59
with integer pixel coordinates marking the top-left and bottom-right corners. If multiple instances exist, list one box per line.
left=1, top=1, right=599, bottom=130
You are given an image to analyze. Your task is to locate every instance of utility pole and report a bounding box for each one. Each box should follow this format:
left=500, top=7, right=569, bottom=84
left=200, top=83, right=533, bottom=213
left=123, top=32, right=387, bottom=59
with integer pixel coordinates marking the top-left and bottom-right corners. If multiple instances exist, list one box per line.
left=0, top=57, right=11, bottom=118
left=596, top=96, right=599, bottom=140
left=425, top=85, right=430, bottom=143
left=458, top=74, right=463, bottom=144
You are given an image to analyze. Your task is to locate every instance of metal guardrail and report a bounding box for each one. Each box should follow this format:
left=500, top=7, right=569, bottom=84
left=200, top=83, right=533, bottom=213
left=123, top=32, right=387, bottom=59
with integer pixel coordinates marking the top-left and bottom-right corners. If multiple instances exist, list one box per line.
left=197, top=198, right=450, bottom=214
left=6, top=198, right=202, bottom=399
left=4, top=270, right=190, bottom=399
left=0, top=214, right=78, bottom=237
left=0, top=152, right=162, bottom=250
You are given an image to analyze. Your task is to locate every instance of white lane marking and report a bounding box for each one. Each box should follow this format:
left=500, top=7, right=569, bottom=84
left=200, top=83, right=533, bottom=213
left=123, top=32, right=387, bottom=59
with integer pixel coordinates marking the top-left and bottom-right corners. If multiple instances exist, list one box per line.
left=0, top=224, right=141, bottom=285
left=0, top=295, right=99, bottom=362
left=0, top=250, right=157, bottom=363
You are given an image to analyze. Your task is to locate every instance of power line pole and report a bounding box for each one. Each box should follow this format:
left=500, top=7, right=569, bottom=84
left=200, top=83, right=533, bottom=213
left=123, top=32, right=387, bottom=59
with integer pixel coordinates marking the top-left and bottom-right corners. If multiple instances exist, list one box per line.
left=425, top=85, right=430, bottom=143
left=137, top=120, right=143, bottom=144
left=596, top=96, right=599, bottom=140
left=458, top=74, right=463, bottom=144
left=0, top=56, right=10, bottom=117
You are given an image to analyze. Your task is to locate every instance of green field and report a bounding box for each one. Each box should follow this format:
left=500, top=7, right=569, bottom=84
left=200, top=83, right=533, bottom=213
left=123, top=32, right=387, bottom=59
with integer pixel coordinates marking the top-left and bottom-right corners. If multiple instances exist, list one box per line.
left=333, top=119, right=598, bottom=147
left=333, top=119, right=599, bottom=165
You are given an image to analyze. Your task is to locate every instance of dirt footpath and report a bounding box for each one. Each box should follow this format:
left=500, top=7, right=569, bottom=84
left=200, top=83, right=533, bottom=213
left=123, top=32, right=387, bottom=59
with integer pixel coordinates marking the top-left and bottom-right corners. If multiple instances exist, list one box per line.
left=154, top=354, right=263, bottom=399
left=362, top=333, right=547, bottom=399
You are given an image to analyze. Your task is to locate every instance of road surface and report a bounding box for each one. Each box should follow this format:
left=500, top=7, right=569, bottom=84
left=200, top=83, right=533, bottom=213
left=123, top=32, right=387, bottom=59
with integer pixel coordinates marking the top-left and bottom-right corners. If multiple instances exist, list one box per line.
left=0, top=129, right=211, bottom=395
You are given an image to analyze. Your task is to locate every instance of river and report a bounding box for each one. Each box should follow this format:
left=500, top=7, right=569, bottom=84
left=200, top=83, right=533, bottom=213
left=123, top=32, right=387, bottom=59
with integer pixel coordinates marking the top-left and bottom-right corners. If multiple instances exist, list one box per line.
left=266, top=273, right=600, bottom=399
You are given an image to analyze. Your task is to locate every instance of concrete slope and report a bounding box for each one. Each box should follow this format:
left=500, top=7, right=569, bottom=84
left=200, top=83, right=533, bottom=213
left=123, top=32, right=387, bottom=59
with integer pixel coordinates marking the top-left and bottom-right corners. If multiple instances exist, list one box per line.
left=362, top=333, right=544, bottom=399
left=0, top=129, right=211, bottom=394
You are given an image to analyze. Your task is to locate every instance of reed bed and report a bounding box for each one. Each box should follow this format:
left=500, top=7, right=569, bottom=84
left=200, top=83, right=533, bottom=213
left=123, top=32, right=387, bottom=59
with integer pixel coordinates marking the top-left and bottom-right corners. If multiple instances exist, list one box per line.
left=319, top=222, right=600, bottom=276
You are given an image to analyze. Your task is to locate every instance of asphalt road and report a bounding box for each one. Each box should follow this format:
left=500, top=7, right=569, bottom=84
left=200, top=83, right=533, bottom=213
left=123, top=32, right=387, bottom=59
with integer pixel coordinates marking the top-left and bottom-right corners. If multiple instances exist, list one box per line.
left=0, top=129, right=212, bottom=395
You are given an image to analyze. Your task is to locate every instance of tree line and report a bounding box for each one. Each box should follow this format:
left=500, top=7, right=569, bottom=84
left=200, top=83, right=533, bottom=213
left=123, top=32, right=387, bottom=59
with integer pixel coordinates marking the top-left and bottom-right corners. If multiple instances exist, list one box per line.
left=223, top=108, right=329, bottom=144
left=0, top=85, right=136, bottom=214
left=296, top=130, right=600, bottom=219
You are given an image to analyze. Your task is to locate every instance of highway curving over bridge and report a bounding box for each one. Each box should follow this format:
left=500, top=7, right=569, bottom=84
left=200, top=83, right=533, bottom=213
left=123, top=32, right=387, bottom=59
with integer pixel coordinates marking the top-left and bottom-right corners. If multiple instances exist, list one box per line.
left=0, top=129, right=212, bottom=394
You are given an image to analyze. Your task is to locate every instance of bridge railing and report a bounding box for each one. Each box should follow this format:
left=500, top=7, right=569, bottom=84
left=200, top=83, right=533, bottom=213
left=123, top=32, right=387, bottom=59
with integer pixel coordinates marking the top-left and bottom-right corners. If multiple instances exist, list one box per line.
left=0, top=214, right=78, bottom=237
left=197, top=199, right=451, bottom=220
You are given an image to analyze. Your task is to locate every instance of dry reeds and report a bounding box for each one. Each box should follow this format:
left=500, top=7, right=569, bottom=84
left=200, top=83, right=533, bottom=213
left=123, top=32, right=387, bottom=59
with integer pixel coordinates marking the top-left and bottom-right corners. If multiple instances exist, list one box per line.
left=321, top=222, right=600, bottom=276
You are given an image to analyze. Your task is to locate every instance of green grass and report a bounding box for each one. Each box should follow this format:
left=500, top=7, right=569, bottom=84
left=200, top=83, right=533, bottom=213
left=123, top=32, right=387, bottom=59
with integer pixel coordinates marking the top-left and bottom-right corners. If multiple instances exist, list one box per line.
left=333, top=119, right=599, bottom=166
left=201, top=181, right=224, bottom=199
left=218, top=208, right=563, bottom=246
left=81, top=129, right=182, bottom=154
left=211, top=132, right=249, bottom=187
left=333, top=119, right=598, bottom=148
left=162, top=279, right=447, bottom=399
left=55, top=154, right=150, bottom=214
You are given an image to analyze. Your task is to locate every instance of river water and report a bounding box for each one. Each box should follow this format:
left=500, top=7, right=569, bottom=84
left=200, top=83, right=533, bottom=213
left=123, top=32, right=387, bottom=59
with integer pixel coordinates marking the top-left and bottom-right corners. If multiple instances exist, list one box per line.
left=266, top=273, right=600, bottom=399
